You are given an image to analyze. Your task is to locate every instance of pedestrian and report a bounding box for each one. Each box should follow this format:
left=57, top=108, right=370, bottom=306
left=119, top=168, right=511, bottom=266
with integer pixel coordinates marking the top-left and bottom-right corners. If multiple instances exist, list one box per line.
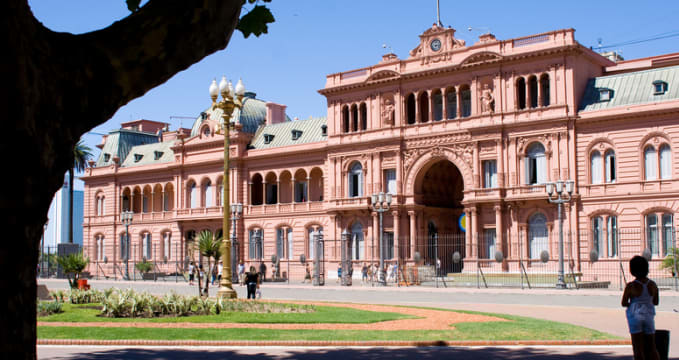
left=198, top=264, right=205, bottom=283
left=336, top=264, right=342, bottom=283
left=245, top=265, right=260, bottom=299
left=303, top=263, right=311, bottom=283
left=188, top=261, right=195, bottom=285
left=211, top=264, right=218, bottom=285
left=361, top=263, right=368, bottom=284
left=259, top=262, right=267, bottom=282
left=367, top=263, right=373, bottom=284
left=217, top=261, right=223, bottom=283
left=238, top=261, right=245, bottom=286
left=621, top=255, right=660, bottom=360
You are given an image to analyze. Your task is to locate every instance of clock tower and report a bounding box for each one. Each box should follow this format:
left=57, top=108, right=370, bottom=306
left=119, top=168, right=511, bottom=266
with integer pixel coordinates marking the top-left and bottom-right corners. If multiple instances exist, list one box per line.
left=409, top=23, right=466, bottom=59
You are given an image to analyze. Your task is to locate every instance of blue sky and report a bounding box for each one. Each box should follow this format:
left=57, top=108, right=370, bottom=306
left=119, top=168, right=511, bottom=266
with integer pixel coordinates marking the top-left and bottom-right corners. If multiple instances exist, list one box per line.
left=29, top=0, right=679, bottom=182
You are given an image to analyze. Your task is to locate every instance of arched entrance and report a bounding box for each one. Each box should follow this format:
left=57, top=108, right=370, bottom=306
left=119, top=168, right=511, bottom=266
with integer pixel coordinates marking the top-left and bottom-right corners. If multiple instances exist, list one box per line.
left=414, top=159, right=465, bottom=273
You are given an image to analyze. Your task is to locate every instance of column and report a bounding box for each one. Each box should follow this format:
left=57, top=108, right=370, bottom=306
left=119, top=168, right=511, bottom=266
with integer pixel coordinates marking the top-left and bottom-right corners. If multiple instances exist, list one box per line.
left=470, top=206, right=478, bottom=259
left=497, top=139, right=505, bottom=187
left=408, top=211, right=416, bottom=260
left=262, top=181, right=266, bottom=204
left=456, top=86, right=462, bottom=118
left=537, top=76, right=543, bottom=107
left=471, top=77, right=478, bottom=116
left=248, top=182, right=253, bottom=205
left=428, top=90, right=434, bottom=122
left=473, top=142, right=480, bottom=188
left=441, top=88, right=447, bottom=120
left=276, top=181, right=280, bottom=204
left=415, top=92, right=421, bottom=124
left=393, top=211, right=400, bottom=259
left=495, top=204, right=504, bottom=261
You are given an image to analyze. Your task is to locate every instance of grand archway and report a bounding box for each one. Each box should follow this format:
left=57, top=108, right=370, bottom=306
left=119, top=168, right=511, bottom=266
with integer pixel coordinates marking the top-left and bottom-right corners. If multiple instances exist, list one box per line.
left=414, top=159, right=466, bottom=273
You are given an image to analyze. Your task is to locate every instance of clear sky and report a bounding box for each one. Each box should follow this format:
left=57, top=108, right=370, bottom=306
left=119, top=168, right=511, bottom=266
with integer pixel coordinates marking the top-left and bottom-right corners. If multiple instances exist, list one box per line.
left=28, top=0, right=679, bottom=180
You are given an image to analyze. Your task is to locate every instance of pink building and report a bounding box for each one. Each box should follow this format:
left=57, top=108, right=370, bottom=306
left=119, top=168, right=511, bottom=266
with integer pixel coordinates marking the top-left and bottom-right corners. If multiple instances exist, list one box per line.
left=83, top=24, right=679, bottom=285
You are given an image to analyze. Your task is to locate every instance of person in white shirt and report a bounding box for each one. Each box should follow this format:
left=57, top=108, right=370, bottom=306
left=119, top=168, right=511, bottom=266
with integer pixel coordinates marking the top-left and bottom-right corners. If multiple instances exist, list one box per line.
left=217, top=261, right=223, bottom=283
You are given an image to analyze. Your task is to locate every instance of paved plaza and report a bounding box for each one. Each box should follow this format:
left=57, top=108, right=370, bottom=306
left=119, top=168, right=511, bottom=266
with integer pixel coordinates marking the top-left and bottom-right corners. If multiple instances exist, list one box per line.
left=38, top=279, right=679, bottom=359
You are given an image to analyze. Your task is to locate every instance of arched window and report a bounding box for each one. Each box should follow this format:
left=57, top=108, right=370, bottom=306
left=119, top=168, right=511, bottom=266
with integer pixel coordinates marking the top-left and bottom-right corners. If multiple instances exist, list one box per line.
left=359, top=102, right=367, bottom=131
left=251, top=174, right=263, bottom=205
left=342, top=106, right=350, bottom=133
left=592, top=216, right=604, bottom=257
left=307, top=226, right=323, bottom=260
left=95, top=234, right=104, bottom=261
left=189, top=182, right=198, bottom=208
left=460, top=86, right=471, bottom=117
left=276, top=227, right=290, bottom=260
left=446, top=88, right=457, bottom=119
left=516, top=78, right=526, bottom=110
left=348, top=162, right=363, bottom=198
left=660, top=144, right=672, bottom=179
left=351, top=222, right=364, bottom=260
left=432, top=90, right=443, bottom=121
left=141, top=232, right=152, bottom=260
left=163, top=232, right=171, bottom=260
left=590, top=151, right=602, bottom=184
left=646, top=214, right=658, bottom=256
left=528, top=76, right=538, bottom=108
left=249, top=228, right=263, bottom=260
left=540, top=74, right=550, bottom=107
left=528, top=213, right=548, bottom=259
left=406, top=94, right=416, bottom=124
left=644, top=146, right=657, bottom=180
left=203, top=180, right=213, bottom=207
left=419, top=92, right=429, bottom=123
left=605, top=150, right=616, bottom=183
left=525, top=143, right=546, bottom=185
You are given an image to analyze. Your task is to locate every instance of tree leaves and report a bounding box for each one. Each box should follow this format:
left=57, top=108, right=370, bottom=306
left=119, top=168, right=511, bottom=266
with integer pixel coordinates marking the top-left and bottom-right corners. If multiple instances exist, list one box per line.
left=237, top=5, right=275, bottom=38
left=126, top=0, right=141, bottom=12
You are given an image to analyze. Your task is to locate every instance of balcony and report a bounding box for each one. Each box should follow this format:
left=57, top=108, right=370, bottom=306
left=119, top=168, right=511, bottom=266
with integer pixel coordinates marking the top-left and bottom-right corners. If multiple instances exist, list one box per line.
left=505, top=184, right=546, bottom=200
left=246, top=201, right=326, bottom=216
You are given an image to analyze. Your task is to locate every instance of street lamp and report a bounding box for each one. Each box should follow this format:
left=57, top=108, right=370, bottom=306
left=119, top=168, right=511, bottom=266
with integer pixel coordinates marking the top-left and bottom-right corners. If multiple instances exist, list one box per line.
left=371, top=191, right=393, bottom=286
left=210, top=76, right=246, bottom=299
left=230, top=203, right=243, bottom=285
left=546, top=179, right=574, bottom=289
left=121, top=210, right=133, bottom=280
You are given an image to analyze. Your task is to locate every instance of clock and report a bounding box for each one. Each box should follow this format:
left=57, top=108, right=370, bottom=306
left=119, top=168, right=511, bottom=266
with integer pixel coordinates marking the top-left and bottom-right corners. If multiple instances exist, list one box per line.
left=430, top=38, right=442, bottom=52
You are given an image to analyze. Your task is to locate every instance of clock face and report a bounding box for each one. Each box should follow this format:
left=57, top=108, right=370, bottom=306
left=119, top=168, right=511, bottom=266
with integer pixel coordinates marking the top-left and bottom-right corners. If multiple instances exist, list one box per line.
left=430, top=39, right=442, bottom=52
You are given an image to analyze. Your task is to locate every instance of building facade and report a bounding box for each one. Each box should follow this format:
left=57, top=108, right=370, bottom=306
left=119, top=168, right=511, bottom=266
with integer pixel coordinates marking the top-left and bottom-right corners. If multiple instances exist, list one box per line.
left=82, top=24, right=679, bottom=283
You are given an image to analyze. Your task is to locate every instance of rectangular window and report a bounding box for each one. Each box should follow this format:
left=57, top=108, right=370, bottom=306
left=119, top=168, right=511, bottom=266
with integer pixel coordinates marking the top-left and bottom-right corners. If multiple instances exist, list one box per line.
left=295, top=182, right=307, bottom=202
left=163, top=233, right=171, bottom=259
left=119, top=234, right=127, bottom=260
left=276, top=228, right=285, bottom=260
left=266, top=184, right=278, bottom=204
left=647, top=214, right=659, bottom=256
left=605, top=152, right=616, bottom=183
left=287, top=228, right=293, bottom=260
left=384, top=169, right=397, bottom=195
left=607, top=216, right=618, bottom=257
left=592, top=217, right=603, bottom=257
left=483, top=228, right=496, bottom=259
left=249, top=229, right=263, bottom=260
left=308, top=228, right=315, bottom=260
left=383, top=231, right=394, bottom=260
left=662, top=214, right=673, bottom=257
left=483, top=160, right=497, bottom=188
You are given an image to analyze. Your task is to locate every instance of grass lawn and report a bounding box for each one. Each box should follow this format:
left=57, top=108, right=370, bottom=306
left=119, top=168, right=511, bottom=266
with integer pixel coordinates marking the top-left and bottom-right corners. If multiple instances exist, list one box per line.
left=37, top=304, right=619, bottom=342
left=38, top=303, right=413, bottom=324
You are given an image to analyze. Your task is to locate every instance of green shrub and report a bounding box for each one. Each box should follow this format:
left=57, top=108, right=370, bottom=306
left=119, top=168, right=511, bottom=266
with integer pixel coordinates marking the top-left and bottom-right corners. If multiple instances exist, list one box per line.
left=57, top=252, right=89, bottom=288
left=37, top=300, right=63, bottom=315
left=661, top=247, right=679, bottom=276
left=68, top=289, right=104, bottom=304
left=135, top=260, right=154, bottom=274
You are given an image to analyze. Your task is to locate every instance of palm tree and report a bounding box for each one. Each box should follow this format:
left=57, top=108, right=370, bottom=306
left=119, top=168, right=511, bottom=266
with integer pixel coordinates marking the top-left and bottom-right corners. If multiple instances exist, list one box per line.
left=69, top=140, right=92, bottom=244
left=195, top=230, right=222, bottom=296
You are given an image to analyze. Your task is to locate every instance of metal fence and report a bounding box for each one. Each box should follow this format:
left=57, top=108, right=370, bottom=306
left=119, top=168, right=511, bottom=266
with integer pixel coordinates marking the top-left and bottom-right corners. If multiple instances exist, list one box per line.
left=40, top=227, right=678, bottom=291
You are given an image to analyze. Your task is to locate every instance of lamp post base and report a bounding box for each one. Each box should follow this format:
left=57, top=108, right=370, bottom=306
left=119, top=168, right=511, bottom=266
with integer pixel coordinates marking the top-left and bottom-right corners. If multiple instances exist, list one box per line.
left=217, top=286, right=237, bottom=299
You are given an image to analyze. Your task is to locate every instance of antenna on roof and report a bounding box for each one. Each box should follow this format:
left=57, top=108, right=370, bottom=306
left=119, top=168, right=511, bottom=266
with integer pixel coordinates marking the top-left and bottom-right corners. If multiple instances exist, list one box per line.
left=597, top=38, right=603, bottom=52
left=436, top=0, right=443, bottom=27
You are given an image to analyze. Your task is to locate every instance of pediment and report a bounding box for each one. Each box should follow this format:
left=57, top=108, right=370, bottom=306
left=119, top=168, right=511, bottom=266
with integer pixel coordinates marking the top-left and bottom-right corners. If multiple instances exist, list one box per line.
left=460, top=51, right=503, bottom=66
left=366, top=70, right=400, bottom=83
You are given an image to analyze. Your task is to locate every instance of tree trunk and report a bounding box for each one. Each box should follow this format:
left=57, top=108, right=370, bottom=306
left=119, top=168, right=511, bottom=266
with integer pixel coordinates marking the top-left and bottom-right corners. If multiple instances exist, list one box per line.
left=0, top=1, right=242, bottom=358
left=68, top=169, right=74, bottom=244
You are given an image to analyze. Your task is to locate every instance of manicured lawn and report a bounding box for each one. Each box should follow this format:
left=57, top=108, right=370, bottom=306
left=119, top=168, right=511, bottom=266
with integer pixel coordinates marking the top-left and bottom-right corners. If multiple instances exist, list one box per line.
left=38, top=303, right=413, bottom=324
left=37, top=304, right=619, bottom=341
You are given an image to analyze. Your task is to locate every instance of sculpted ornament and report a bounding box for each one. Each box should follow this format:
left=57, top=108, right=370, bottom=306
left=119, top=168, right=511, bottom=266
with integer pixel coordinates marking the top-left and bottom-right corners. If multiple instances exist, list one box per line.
left=480, top=84, right=495, bottom=114
left=381, top=95, right=395, bottom=125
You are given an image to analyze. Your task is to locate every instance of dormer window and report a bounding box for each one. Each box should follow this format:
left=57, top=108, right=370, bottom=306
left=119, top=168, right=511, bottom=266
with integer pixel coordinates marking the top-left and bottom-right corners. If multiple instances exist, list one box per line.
left=321, top=125, right=327, bottom=136
left=264, top=134, right=274, bottom=144
left=103, top=153, right=111, bottom=163
left=154, top=151, right=163, bottom=160
left=134, top=154, right=143, bottom=162
left=599, top=88, right=613, bottom=102
left=291, top=130, right=303, bottom=141
left=653, top=80, right=668, bottom=95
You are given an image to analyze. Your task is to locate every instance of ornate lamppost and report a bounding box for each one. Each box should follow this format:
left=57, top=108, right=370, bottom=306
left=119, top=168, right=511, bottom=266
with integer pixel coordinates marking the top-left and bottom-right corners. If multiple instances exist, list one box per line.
left=371, top=192, right=392, bottom=286
left=546, top=180, right=574, bottom=289
left=121, top=210, right=133, bottom=280
left=230, top=203, right=243, bottom=285
left=210, top=76, right=246, bottom=299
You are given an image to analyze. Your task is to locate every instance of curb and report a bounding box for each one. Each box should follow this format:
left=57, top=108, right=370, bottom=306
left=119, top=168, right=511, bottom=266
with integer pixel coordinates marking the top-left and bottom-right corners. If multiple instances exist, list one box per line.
left=38, top=339, right=631, bottom=347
